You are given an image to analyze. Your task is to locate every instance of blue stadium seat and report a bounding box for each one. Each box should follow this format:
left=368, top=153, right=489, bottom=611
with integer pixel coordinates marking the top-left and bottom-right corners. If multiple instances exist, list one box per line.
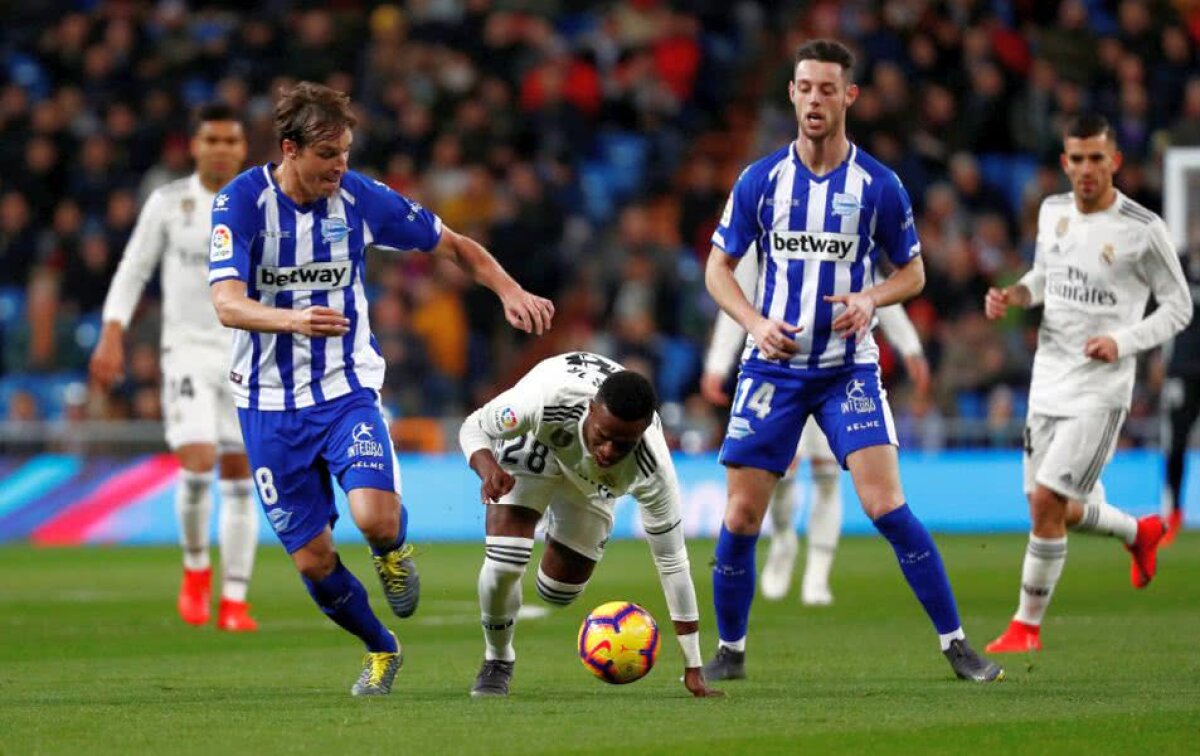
left=0, top=286, right=25, bottom=328
left=657, top=337, right=700, bottom=403
left=596, top=131, right=648, bottom=197
left=955, top=390, right=986, bottom=420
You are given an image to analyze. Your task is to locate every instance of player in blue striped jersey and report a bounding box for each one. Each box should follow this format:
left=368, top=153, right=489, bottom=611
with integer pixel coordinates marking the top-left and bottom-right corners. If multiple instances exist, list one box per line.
left=702, top=39, right=1001, bottom=682
left=209, top=82, right=554, bottom=695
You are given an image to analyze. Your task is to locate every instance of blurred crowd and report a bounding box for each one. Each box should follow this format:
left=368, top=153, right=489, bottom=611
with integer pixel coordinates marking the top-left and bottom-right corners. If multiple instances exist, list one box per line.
left=1, top=0, right=1198, bottom=452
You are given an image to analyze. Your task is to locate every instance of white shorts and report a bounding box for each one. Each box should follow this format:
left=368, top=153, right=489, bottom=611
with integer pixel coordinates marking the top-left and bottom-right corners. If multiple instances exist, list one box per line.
left=161, top=348, right=244, bottom=453
left=780, top=417, right=836, bottom=480
left=1023, top=410, right=1126, bottom=501
left=493, top=434, right=612, bottom=562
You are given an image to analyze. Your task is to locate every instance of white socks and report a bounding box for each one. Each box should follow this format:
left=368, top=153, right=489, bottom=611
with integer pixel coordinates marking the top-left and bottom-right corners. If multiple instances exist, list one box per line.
left=480, top=536, right=533, bottom=662
left=218, top=479, right=258, bottom=603
left=804, top=468, right=842, bottom=589
left=769, top=476, right=797, bottom=534
left=1072, top=484, right=1138, bottom=545
left=177, top=470, right=213, bottom=571
left=1014, top=534, right=1067, bottom=626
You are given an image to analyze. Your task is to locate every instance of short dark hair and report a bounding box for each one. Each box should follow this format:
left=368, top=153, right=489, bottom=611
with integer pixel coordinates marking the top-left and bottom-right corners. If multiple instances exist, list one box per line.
left=794, top=39, right=856, bottom=79
left=1064, top=113, right=1115, bottom=143
left=595, top=370, right=657, bottom=422
left=274, top=81, right=357, bottom=149
left=191, top=102, right=241, bottom=134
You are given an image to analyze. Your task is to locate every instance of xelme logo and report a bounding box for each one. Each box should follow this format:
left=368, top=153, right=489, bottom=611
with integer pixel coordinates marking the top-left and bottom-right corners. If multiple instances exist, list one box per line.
left=768, top=231, right=859, bottom=262
left=256, top=260, right=351, bottom=292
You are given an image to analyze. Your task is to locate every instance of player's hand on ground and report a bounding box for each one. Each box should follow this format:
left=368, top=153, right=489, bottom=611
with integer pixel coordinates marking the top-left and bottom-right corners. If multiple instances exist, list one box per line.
left=500, top=288, right=555, bottom=335
left=682, top=667, right=724, bottom=698
left=699, top=372, right=730, bottom=406
left=903, top=354, right=932, bottom=398
left=984, top=287, right=1010, bottom=319
left=1084, top=335, right=1119, bottom=363
left=89, top=334, right=125, bottom=391
left=749, top=317, right=801, bottom=361
left=826, top=291, right=876, bottom=339
left=291, top=306, right=350, bottom=337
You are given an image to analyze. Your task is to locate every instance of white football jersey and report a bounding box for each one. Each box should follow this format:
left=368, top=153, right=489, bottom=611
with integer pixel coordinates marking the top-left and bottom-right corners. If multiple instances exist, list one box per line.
left=1021, top=191, right=1192, bottom=416
left=102, top=174, right=231, bottom=353
left=459, top=352, right=681, bottom=533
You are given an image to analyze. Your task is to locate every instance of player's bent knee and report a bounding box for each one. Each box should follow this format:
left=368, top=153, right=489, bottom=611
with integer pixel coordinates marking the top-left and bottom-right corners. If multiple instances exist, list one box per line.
left=535, top=565, right=586, bottom=606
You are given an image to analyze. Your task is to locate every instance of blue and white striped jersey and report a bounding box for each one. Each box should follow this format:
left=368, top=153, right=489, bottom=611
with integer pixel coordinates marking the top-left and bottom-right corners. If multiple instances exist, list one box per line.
left=208, top=165, right=443, bottom=410
left=712, top=142, right=920, bottom=370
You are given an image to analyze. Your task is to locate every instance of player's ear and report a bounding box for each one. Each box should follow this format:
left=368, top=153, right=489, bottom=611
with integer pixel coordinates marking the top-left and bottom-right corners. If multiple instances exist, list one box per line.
left=1110, top=148, right=1123, bottom=173
left=845, top=82, right=859, bottom=106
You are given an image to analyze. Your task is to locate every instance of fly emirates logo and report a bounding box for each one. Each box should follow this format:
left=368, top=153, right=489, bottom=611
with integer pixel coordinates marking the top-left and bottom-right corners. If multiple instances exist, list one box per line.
left=768, top=231, right=859, bottom=262
left=256, top=260, right=352, bottom=292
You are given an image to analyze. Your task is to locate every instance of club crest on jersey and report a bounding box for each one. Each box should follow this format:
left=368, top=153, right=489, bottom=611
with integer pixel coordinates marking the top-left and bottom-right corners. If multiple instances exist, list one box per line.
left=550, top=427, right=574, bottom=448
left=1100, top=244, right=1115, bottom=266
left=181, top=197, right=195, bottom=226
left=831, top=192, right=862, bottom=216
left=841, top=378, right=877, bottom=414
left=1056, top=217, right=1069, bottom=237
left=347, top=422, right=385, bottom=459
left=210, top=224, right=233, bottom=261
left=214, top=193, right=230, bottom=212
left=321, top=216, right=350, bottom=244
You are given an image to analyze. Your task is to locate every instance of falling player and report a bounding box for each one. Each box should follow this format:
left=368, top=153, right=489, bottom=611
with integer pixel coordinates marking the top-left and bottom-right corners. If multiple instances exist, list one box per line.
left=208, top=82, right=554, bottom=695
left=459, top=351, right=721, bottom=699
left=701, top=250, right=929, bottom=605
left=702, top=39, right=1001, bottom=682
left=91, top=103, right=259, bottom=632
left=983, top=114, right=1191, bottom=653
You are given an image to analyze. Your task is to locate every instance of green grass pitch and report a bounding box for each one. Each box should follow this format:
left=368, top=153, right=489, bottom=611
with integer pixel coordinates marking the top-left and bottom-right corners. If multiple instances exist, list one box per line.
left=1, top=533, right=1197, bottom=754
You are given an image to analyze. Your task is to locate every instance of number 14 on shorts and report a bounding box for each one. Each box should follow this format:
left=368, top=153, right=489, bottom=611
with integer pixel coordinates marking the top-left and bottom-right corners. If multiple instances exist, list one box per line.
left=733, top=378, right=775, bottom=419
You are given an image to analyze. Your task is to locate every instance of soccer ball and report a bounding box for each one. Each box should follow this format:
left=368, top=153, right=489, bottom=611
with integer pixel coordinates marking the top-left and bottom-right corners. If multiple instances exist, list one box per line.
left=577, top=601, right=661, bottom=684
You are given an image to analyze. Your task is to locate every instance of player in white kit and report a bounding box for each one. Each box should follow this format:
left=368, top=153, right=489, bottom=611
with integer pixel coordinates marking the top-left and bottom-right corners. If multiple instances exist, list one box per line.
left=90, top=104, right=259, bottom=632
left=983, top=114, right=1192, bottom=653
left=459, top=352, right=721, bottom=698
left=701, top=250, right=929, bottom=606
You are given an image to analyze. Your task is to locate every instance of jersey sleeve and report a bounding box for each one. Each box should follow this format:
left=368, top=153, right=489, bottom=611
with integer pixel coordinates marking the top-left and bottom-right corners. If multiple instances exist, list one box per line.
left=208, top=183, right=254, bottom=286
left=1110, top=218, right=1194, bottom=358
left=1019, top=202, right=1054, bottom=307
left=875, top=303, right=923, bottom=357
left=703, top=251, right=758, bottom=375
left=458, top=374, right=545, bottom=459
left=875, top=172, right=921, bottom=268
left=628, top=423, right=683, bottom=535
left=102, top=189, right=168, bottom=326
left=711, top=166, right=760, bottom=259
left=358, top=178, right=443, bottom=253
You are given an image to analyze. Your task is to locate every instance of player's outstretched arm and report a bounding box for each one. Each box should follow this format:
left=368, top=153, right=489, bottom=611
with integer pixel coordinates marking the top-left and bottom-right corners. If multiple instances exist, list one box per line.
left=432, top=227, right=555, bottom=335
left=210, top=279, right=349, bottom=336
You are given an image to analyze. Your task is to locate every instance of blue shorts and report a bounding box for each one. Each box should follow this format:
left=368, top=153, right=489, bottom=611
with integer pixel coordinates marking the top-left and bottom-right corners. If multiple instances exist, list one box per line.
left=238, top=389, right=402, bottom=553
left=718, top=361, right=897, bottom=474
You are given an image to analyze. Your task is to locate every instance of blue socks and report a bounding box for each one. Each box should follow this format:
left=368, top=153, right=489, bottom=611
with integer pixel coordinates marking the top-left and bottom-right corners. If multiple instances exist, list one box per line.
left=302, top=557, right=397, bottom=652
left=712, top=524, right=759, bottom=644
left=872, top=504, right=961, bottom=635
left=370, top=503, right=409, bottom=558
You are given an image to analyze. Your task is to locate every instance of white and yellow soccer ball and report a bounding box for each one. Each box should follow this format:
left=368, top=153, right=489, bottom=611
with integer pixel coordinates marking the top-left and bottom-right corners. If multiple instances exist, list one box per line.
left=577, top=601, right=661, bottom=684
